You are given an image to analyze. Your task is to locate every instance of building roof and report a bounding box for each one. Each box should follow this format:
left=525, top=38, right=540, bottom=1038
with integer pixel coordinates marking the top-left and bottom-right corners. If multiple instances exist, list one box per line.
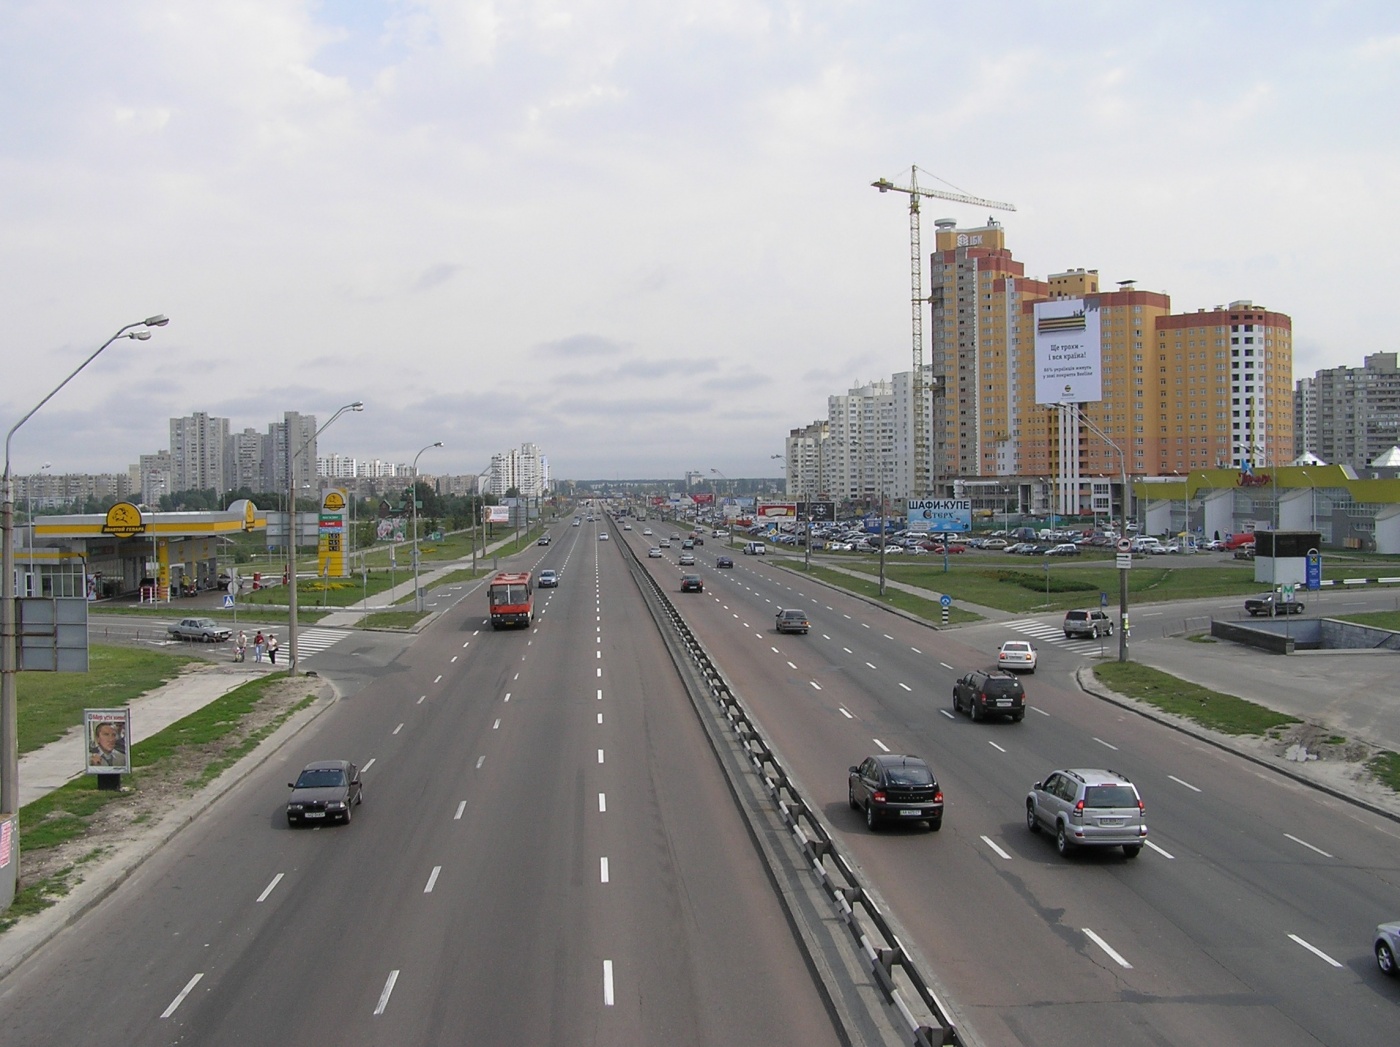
left=1370, top=446, right=1400, bottom=467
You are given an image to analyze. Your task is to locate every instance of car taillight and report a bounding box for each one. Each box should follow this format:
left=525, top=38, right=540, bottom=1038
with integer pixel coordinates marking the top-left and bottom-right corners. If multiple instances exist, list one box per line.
left=1073, top=799, right=1085, bottom=819
left=872, top=790, right=887, bottom=804
left=934, top=791, right=944, bottom=803
left=1137, top=799, right=1145, bottom=815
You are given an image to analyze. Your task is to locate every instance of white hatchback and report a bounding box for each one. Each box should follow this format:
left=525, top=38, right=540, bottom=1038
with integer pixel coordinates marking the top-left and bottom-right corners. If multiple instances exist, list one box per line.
left=997, top=640, right=1037, bottom=674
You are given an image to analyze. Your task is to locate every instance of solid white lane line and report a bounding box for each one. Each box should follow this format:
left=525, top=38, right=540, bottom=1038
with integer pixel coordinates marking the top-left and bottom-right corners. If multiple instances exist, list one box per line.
left=839, top=707, right=854, bottom=719
left=598, top=793, right=606, bottom=812
left=988, top=741, right=1006, bottom=753
left=873, top=738, right=890, bottom=752
left=940, top=709, right=954, bottom=719
left=1145, top=839, right=1175, bottom=859
left=598, top=749, right=605, bottom=764
left=393, top=723, right=404, bottom=735
left=1083, top=928, right=1133, bottom=968
left=362, top=758, right=376, bottom=773
left=1169, top=775, right=1201, bottom=792
left=809, top=681, right=822, bottom=690
left=1284, top=833, right=1334, bottom=858
left=424, top=866, right=441, bottom=893
left=1289, top=934, right=1343, bottom=967
left=374, top=970, right=400, bottom=1015
left=256, top=873, right=284, bottom=903
left=1030, top=706, right=1049, bottom=716
left=898, top=682, right=912, bottom=691
left=454, top=801, right=466, bottom=820
left=475, top=756, right=485, bottom=769
left=161, top=973, right=204, bottom=1018
left=600, top=857, right=609, bottom=883
left=981, top=836, right=1013, bottom=860
left=603, top=960, right=615, bottom=1006
left=434, top=675, right=442, bottom=684
left=1093, top=737, right=1119, bottom=750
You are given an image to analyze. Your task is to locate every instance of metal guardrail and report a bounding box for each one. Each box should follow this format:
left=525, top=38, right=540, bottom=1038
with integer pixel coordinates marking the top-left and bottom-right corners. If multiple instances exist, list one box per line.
left=620, top=535, right=960, bottom=1047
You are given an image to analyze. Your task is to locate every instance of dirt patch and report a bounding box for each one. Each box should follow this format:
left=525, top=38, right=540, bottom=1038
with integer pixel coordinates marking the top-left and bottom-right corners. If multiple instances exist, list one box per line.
left=19, top=676, right=314, bottom=897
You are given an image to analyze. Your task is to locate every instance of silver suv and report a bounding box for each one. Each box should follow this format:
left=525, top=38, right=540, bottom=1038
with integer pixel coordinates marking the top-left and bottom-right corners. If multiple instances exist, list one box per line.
left=1063, top=609, right=1114, bottom=639
left=1026, top=768, right=1146, bottom=858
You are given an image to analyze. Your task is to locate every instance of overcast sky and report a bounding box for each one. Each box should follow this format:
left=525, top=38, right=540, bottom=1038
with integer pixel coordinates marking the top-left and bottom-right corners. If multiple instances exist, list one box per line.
left=3, top=1, right=1396, bottom=483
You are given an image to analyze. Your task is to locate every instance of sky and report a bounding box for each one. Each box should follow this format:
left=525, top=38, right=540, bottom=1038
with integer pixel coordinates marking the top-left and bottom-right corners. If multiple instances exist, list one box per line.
left=2, top=0, right=1397, bottom=483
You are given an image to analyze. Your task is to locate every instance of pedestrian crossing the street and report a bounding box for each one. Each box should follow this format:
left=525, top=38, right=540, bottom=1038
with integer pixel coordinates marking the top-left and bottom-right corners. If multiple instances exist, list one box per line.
left=1005, top=619, right=1110, bottom=656
left=296, top=627, right=348, bottom=661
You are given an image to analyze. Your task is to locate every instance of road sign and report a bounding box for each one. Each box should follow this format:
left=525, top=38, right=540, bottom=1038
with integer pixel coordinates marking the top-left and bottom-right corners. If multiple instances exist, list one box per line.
left=1116, top=538, right=1132, bottom=553
left=1282, top=584, right=1296, bottom=603
left=227, top=580, right=238, bottom=596
left=939, top=594, right=952, bottom=608
left=222, top=594, right=234, bottom=608
left=1100, top=591, right=1109, bottom=607
left=1115, top=553, right=1133, bottom=570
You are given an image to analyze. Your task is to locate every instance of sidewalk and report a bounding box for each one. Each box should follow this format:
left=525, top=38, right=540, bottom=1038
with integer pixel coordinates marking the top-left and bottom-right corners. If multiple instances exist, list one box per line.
left=18, top=663, right=281, bottom=808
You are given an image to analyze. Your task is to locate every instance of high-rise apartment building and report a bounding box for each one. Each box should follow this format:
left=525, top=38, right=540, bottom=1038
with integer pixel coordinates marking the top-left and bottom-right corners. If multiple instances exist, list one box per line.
left=169, top=412, right=228, bottom=493
left=488, top=443, right=548, bottom=498
left=1295, top=352, right=1400, bottom=471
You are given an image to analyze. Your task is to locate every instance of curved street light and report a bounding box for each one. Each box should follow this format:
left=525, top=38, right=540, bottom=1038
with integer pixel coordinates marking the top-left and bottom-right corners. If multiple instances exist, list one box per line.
left=3, top=314, right=170, bottom=869
left=287, top=401, right=363, bottom=676
left=411, top=441, right=443, bottom=612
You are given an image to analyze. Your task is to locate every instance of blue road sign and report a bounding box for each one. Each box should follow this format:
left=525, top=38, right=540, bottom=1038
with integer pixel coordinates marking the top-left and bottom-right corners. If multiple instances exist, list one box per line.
left=939, top=594, right=952, bottom=608
left=1100, top=591, right=1109, bottom=607
left=222, top=594, right=234, bottom=608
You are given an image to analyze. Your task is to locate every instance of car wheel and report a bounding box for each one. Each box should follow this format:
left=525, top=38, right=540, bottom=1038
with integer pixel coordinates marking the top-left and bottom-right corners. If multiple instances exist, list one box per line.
left=1027, top=666, right=1035, bottom=675
left=848, top=782, right=859, bottom=810
left=1091, top=626, right=1099, bottom=639
left=1123, top=844, right=1142, bottom=858
left=287, top=815, right=298, bottom=828
left=1012, top=712, right=1025, bottom=722
left=1064, top=631, right=1073, bottom=639
left=1026, top=802, right=1039, bottom=834
left=342, top=803, right=352, bottom=824
left=865, top=802, right=879, bottom=832
left=1378, top=940, right=1398, bottom=977
left=951, top=690, right=961, bottom=714
left=970, top=700, right=981, bottom=722
left=1056, top=824, right=1073, bottom=856
left=927, top=817, right=942, bottom=832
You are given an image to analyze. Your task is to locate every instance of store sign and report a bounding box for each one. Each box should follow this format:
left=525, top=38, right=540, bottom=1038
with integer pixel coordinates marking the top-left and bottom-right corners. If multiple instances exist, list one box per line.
left=907, top=499, right=971, bottom=533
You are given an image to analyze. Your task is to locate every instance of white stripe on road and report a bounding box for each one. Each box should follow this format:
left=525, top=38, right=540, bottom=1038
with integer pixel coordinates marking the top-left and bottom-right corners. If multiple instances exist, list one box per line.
left=988, top=741, right=1006, bottom=753
left=598, top=793, right=606, bottom=812
left=374, top=970, right=400, bottom=1015
left=393, top=723, right=404, bottom=735
left=603, top=960, right=615, bottom=1006
left=256, top=873, right=284, bottom=903
left=600, top=857, right=609, bottom=883
left=475, top=756, right=485, bottom=769
left=873, top=738, right=890, bottom=752
left=424, top=866, right=441, bottom=893
left=161, top=973, right=204, bottom=1019
left=839, top=707, right=854, bottom=719
left=1284, top=833, right=1334, bottom=858
left=940, top=709, right=954, bottom=719
left=1169, top=775, right=1201, bottom=792
left=362, top=759, right=376, bottom=773
left=598, top=749, right=604, bottom=764
left=454, top=801, right=466, bottom=820
left=1289, top=934, right=1343, bottom=967
left=1093, top=738, right=1118, bottom=750
left=1083, top=928, right=1132, bottom=968
left=1030, top=706, right=1049, bottom=716
left=981, top=836, right=1013, bottom=860
left=1145, top=839, right=1175, bottom=859
left=810, top=681, right=822, bottom=690
left=899, top=682, right=912, bottom=691
left=434, top=675, right=442, bottom=684
left=939, top=662, right=954, bottom=670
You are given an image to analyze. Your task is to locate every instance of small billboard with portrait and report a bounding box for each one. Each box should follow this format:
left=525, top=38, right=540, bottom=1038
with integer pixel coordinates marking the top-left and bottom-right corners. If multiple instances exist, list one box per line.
left=84, top=708, right=132, bottom=775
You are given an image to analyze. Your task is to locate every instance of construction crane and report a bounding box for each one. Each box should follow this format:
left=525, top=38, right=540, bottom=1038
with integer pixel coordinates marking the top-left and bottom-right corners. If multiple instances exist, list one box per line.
left=872, top=167, right=1016, bottom=498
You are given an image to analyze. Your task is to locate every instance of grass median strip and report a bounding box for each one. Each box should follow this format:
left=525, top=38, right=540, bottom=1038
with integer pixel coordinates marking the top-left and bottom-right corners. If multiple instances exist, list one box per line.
left=783, top=563, right=981, bottom=624
left=1092, top=662, right=1301, bottom=736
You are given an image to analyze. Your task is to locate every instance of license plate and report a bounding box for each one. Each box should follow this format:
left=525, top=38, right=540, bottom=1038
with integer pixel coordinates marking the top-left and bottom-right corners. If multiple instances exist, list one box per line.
left=899, top=809, right=923, bottom=817
left=304, top=811, right=325, bottom=819
left=1098, top=817, right=1124, bottom=826
left=997, top=700, right=1010, bottom=707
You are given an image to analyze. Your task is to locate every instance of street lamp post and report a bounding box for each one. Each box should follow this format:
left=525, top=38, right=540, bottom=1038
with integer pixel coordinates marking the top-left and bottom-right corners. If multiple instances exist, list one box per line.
left=1070, top=406, right=1130, bottom=662
left=25, top=462, right=50, bottom=595
left=3, top=314, right=169, bottom=884
left=411, top=441, right=442, bottom=612
left=286, top=402, right=363, bottom=676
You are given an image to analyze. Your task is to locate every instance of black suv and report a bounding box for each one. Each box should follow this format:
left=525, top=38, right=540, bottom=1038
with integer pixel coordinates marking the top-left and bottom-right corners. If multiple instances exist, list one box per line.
left=951, top=669, right=1026, bottom=722
left=848, top=754, right=943, bottom=831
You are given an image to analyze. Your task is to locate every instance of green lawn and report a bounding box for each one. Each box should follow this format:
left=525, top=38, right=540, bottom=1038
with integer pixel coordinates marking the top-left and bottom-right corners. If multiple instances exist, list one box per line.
left=1334, top=609, right=1400, bottom=631
left=1092, top=661, right=1301, bottom=736
left=17, top=646, right=200, bottom=753
left=783, top=564, right=981, bottom=624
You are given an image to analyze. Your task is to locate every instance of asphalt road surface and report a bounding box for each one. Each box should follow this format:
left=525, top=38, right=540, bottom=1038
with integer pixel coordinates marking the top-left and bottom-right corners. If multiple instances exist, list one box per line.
left=629, top=526, right=1400, bottom=1047
left=0, top=523, right=845, bottom=1047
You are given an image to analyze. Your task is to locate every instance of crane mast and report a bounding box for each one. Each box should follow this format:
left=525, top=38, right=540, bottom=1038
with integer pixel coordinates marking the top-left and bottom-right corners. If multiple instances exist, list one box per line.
left=873, top=168, right=1016, bottom=499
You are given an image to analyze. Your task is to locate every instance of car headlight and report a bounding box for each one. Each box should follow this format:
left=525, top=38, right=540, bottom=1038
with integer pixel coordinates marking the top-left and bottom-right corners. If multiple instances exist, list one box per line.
left=287, top=803, right=304, bottom=811
left=326, top=800, right=346, bottom=809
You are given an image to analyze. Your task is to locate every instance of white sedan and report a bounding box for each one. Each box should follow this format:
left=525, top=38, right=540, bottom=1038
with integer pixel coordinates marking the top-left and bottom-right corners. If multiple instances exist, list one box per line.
left=647, top=547, right=662, bottom=558
left=997, top=640, right=1037, bottom=674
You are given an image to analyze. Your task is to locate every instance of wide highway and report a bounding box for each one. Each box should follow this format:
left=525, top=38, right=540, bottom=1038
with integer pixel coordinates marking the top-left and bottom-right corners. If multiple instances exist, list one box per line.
left=627, top=520, right=1400, bottom=1047
left=0, top=520, right=847, bottom=1047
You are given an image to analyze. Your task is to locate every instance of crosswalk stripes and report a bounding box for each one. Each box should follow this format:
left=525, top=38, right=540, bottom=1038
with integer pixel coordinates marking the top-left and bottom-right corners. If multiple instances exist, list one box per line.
left=1004, top=619, right=1106, bottom=655
left=295, top=627, right=349, bottom=661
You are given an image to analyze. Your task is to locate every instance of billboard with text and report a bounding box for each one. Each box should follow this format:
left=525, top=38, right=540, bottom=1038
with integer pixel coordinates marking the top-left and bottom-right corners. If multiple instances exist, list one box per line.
left=1034, top=298, right=1102, bottom=404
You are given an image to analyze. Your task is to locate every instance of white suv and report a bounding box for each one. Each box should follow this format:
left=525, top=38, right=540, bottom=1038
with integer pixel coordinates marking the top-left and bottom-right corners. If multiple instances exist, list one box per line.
left=1026, top=768, right=1146, bottom=858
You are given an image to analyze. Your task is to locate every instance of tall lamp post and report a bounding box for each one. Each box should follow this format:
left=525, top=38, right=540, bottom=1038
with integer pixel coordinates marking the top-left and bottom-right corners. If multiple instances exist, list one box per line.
left=410, top=441, right=442, bottom=612
left=1070, top=406, right=1130, bottom=663
left=286, top=401, right=363, bottom=676
left=3, top=314, right=169, bottom=877
left=472, top=464, right=492, bottom=574
left=25, top=462, right=51, bottom=594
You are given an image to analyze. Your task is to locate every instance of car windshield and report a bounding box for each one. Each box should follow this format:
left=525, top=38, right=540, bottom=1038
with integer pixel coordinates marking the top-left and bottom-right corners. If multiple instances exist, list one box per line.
left=490, top=585, right=529, bottom=605
left=1083, top=785, right=1138, bottom=808
left=886, top=764, right=934, bottom=786
left=295, top=768, right=345, bottom=789
left=1002, top=643, right=1031, bottom=653
left=783, top=610, right=807, bottom=619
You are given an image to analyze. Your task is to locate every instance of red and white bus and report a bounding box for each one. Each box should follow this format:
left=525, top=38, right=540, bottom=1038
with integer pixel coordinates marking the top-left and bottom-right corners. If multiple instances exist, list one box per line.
left=488, top=571, right=534, bottom=629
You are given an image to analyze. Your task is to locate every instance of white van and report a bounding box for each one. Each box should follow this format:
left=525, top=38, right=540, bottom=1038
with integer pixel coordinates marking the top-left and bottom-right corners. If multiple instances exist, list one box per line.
left=743, top=541, right=767, bottom=556
left=1131, top=537, right=1163, bottom=554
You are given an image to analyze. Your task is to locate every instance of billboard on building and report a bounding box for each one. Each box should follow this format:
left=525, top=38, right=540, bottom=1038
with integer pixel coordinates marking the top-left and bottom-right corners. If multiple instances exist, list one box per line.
left=1034, top=298, right=1102, bottom=404
left=907, top=499, right=972, bottom=533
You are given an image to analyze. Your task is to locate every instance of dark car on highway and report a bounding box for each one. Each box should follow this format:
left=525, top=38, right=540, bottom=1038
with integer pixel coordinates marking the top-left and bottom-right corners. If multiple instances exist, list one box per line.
left=1245, top=592, right=1304, bottom=616
left=952, top=669, right=1026, bottom=722
left=680, top=574, right=703, bottom=592
left=715, top=555, right=733, bottom=568
left=286, top=760, right=363, bottom=826
left=848, top=754, right=943, bottom=831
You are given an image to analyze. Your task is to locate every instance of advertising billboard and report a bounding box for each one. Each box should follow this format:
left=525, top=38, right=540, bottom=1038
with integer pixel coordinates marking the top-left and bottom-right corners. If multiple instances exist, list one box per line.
left=317, top=488, right=349, bottom=578
left=1034, top=298, right=1102, bottom=404
left=487, top=505, right=511, bottom=524
left=84, top=707, right=132, bottom=775
left=907, top=498, right=972, bottom=533
left=757, top=502, right=797, bottom=519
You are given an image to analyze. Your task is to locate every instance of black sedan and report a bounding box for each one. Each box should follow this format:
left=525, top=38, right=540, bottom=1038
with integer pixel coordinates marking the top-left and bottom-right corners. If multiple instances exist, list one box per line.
left=1244, top=592, right=1304, bottom=616
left=287, top=760, right=363, bottom=826
left=715, top=556, right=734, bottom=568
left=680, top=574, right=704, bottom=592
left=848, top=754, right=943, bottom=831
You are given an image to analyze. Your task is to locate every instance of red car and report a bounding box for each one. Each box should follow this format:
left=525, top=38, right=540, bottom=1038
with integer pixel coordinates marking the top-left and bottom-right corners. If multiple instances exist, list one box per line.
left=1223, top=532, right=1256, bottom=550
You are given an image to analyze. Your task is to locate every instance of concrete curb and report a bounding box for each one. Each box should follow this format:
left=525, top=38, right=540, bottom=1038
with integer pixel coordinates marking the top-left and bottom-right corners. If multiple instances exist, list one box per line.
left=1073, top=667, right=1400, bottom=825
left=0, top=678, right=339, bottom=981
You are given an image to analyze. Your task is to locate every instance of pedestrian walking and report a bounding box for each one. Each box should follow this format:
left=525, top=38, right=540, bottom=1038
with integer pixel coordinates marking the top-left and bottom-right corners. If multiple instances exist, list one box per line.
left=266, top=633, right=279, bottom=665
left=254, top=630, right=266, bottom=663
left=235, top=630, right=247, bottom=663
